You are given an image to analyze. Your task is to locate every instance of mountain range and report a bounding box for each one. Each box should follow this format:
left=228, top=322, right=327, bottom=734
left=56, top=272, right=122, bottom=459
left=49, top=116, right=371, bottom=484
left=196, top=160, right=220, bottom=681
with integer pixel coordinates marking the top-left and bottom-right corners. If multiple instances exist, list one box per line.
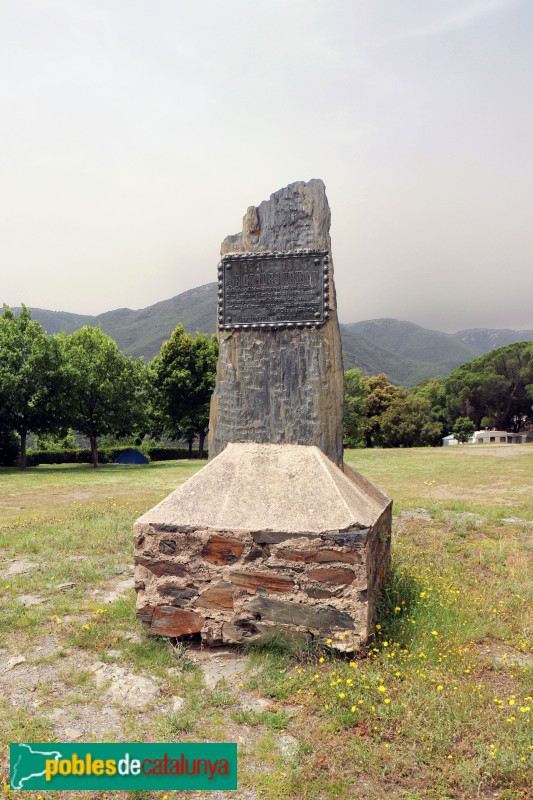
left=14, top=284, right=533, bottom=387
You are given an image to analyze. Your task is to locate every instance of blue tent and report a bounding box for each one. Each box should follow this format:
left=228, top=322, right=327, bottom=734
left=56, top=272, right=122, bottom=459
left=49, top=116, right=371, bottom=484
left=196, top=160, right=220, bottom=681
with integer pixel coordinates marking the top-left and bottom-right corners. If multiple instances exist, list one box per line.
left=113, top=448, right=149, bottom=465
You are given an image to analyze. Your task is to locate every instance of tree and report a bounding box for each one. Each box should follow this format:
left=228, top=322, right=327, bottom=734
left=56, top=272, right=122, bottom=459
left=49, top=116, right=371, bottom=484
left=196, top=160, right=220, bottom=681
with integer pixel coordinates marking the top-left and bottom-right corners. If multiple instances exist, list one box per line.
left=0, top=305, right=70, bottom=467
left=361, top=374, right=407, bottom=447
left=150, top=325, right=218, bottom=457
left=380, top=395, right=443, bottom=448
left=0, top=427, right=19, bottom=467
left=62, top=326, right=147, bottom=468
left=410, top=377, right=451, bottom=431
left=34, top=429, right=77, bottom=451
left=443, top=342, right=533, bottom=432
left=343, top=369, right=369, bottom=448
left=452, top=417, right=475, bottom=443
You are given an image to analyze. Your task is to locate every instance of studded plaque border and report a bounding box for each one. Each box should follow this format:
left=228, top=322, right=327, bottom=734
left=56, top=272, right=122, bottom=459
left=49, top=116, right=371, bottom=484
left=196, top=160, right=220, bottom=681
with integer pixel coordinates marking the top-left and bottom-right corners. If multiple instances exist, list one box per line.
left=217, top=249, right=330, bottom=331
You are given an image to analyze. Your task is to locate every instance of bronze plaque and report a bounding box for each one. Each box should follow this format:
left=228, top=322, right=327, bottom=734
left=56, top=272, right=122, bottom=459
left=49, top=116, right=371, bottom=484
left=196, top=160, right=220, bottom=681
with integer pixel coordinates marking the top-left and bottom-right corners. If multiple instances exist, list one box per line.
left=218, top=250, right=329, bottom=330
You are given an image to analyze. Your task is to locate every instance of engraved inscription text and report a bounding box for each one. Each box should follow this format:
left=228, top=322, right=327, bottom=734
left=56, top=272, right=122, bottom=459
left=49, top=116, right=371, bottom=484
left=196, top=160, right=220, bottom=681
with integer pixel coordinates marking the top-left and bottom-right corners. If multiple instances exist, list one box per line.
left=219, top=251, right=328, bottom=329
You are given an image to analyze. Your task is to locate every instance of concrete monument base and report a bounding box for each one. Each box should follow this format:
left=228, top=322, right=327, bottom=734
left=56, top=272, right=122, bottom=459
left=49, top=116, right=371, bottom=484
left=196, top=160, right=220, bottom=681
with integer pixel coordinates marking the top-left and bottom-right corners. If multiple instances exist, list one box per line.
left=134, top=443, right=391, bottom=652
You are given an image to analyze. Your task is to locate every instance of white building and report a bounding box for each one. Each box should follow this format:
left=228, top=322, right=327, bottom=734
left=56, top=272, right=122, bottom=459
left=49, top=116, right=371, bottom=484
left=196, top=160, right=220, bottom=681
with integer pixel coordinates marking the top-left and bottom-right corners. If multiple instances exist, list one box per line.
left=471, top=430, right=533, bottom=444
left=442, top=429, right=533, bottom=446
left=442, top=434, right=459, bottom=446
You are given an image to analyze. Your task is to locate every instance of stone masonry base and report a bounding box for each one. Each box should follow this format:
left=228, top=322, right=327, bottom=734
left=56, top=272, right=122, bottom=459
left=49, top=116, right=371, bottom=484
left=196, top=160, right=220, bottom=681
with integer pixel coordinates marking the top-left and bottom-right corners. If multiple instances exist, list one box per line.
left=134, top=444, right=392, bottom=652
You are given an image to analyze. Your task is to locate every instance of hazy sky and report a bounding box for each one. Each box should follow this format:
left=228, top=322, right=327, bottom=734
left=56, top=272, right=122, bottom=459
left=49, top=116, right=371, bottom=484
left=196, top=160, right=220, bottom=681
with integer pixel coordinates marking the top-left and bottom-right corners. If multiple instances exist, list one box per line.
left=1, top=0, right=532, bottom=332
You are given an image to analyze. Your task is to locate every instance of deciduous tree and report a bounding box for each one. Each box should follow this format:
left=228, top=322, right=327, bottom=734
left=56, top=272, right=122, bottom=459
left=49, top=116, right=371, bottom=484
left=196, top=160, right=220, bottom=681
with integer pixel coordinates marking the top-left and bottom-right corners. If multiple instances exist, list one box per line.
left=62, top=326, right=147, bottom=467
left=452, top=417, right=475, bottom=443
left=343, top=369, right=369, bottom=448
left=150, top=325, right=218, bottom=457
left=380, top=395, right=442, bottom=448
left=361, top=374, right=407, bottom=447
left=410, top=377, right=451, bottom=430
left=0, top=305, right=69, bottom=467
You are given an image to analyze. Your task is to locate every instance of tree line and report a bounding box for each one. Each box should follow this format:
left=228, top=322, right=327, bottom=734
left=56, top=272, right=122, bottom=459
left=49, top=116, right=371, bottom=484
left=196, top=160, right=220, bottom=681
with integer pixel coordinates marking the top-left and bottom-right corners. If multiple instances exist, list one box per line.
left=1, top=305, right=532, bottom=467
left=344, top=341, right=533, bottom=448
left=0, top=305, right=218, bottom=468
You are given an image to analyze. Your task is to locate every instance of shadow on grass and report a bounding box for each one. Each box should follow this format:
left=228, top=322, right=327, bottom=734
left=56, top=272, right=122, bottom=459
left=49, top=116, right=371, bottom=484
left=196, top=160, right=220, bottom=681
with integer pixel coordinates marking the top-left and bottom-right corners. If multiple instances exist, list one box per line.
left=0, top=460, right=205, bottom=475
left=375, top=562, right=426, bottom=646
left=243, top=628, right=330, bottom=667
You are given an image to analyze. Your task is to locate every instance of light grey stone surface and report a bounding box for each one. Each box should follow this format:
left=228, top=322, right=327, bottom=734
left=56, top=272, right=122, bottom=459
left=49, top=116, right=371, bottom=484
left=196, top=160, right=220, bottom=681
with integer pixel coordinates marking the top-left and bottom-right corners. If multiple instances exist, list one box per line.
left=63, top=726, right=84, bottom=741
left=98, top=577, right=135, bottom=604
left=171, top=696, right=186, bottom=713
left=277, top=734, right=299, bottom=759
left=209, top=180, right=344, bottom=467
left=241, top=697, right=271, bottom=713
left=136, top=443, right=388, bottom=533
left=0, top=560, right=37, bottom=577
left=200, top=655, right=249, bottom=690
left=2, top=655, right=26, bottom=673
left=90, top=662, right=159, bottom=709
left=18, top=594, right=47, bottom=607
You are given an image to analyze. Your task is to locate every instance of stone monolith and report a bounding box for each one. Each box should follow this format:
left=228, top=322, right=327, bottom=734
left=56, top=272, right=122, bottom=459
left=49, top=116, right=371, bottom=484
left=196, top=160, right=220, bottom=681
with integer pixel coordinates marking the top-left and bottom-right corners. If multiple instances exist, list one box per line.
left=208, top=179, right=344, bottom=466
left=134, top=180, right=392, bottom=651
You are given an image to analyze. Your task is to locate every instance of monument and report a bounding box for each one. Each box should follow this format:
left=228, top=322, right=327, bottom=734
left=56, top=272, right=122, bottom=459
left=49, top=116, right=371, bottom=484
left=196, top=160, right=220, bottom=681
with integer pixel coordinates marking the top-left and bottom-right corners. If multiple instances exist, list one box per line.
left=209, top=179, right=344, bottom=467
left=134, top=180, right=391, bottom=651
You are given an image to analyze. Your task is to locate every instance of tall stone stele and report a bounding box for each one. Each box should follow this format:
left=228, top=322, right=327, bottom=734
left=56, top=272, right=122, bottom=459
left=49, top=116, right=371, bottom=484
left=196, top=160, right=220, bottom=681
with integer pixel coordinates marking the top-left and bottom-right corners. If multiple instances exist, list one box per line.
left=134, top=180, right=392, bottom=651
left=209, top=179, right=344, bottom=466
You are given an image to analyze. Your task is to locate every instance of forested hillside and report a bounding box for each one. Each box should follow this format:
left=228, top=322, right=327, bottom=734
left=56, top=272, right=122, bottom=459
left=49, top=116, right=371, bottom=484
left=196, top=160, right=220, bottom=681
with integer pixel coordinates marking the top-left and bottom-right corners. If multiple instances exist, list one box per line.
left=14, top=286, right=533, bottom=387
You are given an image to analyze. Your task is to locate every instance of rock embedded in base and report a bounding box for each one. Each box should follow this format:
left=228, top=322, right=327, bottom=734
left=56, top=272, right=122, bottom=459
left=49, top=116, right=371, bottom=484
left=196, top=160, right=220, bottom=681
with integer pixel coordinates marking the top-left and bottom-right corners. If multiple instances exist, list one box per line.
left=134, top=443, right=392, bottom=651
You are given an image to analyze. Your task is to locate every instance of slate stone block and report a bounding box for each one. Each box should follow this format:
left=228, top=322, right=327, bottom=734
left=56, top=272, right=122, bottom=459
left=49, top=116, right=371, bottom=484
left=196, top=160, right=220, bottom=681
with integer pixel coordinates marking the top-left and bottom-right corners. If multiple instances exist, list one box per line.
left=195, top=582, right=234, bottom=610
left=201, top=535, right=244, bottom=566
left=134, top=556, right=188, bottom=578
left=276, top=547, right=356, bottom=564
left=243, top=596, right=355, bottom=630
left=307, top=567, right=355, bottom=585
left=229, top=570, right=294, bottom=594
left=149, top=607, right=205, bottom=637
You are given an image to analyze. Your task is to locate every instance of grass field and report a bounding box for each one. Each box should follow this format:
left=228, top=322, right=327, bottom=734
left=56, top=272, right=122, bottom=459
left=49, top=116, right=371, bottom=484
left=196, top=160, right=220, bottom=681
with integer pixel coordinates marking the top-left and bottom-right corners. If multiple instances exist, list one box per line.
left=0, top=445, right=531, bottom=800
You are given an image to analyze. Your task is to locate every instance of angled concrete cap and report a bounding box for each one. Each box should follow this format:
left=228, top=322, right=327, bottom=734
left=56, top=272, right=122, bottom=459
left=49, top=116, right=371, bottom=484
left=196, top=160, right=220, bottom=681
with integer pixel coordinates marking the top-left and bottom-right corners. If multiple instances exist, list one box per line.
left=137, top=443, right=391, bottom=533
